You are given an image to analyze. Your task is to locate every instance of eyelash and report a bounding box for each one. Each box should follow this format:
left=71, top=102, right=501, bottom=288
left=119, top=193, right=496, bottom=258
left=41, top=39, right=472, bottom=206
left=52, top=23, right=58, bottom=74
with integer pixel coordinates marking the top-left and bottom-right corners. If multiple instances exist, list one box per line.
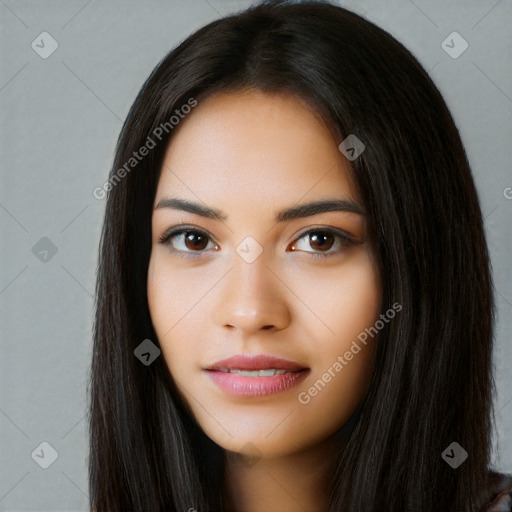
left=158, top=225, right=355, bottom=260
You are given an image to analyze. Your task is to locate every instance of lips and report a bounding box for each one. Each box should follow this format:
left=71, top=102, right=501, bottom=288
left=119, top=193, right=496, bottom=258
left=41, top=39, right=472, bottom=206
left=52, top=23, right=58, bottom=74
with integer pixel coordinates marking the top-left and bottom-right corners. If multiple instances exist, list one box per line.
left=205, top=354, right=308, bottom=373
left=204, top=354, right=310, bottom=397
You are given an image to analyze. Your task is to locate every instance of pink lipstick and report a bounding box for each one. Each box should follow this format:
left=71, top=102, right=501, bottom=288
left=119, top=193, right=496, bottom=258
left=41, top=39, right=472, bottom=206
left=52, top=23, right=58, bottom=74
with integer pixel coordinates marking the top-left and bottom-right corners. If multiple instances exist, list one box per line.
left=204, top=354, right=309, bottom=397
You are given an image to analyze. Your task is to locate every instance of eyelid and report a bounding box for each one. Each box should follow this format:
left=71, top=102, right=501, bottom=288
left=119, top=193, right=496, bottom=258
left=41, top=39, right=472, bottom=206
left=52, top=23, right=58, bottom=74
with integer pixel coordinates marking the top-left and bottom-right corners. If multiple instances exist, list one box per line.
left=158, top=224, right=217, bottom=244
left=292, top=225, right=355, bottom=244
left=158, top=225, right=218, bottom=258
left=289, top=226, right=356, bottom=258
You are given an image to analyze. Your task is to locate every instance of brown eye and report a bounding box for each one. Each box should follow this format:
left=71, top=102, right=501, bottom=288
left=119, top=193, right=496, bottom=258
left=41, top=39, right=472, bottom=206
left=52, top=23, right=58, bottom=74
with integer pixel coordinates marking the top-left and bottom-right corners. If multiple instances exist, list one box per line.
left=159, top=227, right=217, bottom=256
left=308, top=231, right=335, bottom=252
left=183, top=231, right=209, bottom=251
left=289, top=228, right=354, bottom=259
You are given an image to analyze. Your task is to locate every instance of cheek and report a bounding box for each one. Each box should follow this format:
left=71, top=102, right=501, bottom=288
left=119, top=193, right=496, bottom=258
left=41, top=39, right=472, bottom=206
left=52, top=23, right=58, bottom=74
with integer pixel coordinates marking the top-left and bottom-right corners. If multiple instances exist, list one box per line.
left=148, top=252, right=196, bottom=330
left=292, top=250, right=381, bottom=346
left=291, top=255, right=381, bottom=436
left=147, top=253, right=212, bottom=374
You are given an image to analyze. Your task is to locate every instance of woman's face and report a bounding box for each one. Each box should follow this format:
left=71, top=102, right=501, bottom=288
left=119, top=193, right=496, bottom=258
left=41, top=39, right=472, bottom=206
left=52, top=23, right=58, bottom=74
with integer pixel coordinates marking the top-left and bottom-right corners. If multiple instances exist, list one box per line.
left=147, top=89, right=381, bottom=458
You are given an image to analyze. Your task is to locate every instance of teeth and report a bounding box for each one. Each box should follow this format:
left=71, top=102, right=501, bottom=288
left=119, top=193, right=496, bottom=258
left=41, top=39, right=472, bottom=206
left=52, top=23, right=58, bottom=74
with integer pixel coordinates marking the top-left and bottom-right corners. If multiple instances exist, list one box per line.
left=228, top=368, right=288, bottom=377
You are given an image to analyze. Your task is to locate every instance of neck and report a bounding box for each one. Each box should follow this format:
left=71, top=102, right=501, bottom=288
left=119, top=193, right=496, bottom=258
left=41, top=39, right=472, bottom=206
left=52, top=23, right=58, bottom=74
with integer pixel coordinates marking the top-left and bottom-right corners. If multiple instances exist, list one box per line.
left=221, top=435, right=341, bottom=512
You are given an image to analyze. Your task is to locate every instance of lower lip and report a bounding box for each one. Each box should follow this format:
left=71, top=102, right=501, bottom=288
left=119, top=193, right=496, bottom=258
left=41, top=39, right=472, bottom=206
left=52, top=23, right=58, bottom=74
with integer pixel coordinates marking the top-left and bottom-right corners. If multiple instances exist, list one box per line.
left=204, top=369, right=309, bottom=397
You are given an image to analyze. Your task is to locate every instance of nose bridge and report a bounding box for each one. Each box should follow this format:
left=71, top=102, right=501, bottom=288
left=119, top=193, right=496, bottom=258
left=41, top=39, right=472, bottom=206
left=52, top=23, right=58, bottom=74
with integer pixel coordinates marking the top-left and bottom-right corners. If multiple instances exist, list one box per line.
left=215, top=249, right=291, bottom=332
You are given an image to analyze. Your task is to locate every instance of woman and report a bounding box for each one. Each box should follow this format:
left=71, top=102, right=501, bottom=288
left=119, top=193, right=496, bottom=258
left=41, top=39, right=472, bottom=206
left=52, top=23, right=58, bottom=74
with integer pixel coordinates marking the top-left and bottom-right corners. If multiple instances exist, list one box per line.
left=88, top=1, right=512, bottom=510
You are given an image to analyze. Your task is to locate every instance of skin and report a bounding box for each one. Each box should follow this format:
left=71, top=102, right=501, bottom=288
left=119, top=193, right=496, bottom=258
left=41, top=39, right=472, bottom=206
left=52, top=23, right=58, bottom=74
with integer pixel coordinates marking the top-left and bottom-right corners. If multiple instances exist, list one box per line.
left=147, top=89, right=382, bottom=512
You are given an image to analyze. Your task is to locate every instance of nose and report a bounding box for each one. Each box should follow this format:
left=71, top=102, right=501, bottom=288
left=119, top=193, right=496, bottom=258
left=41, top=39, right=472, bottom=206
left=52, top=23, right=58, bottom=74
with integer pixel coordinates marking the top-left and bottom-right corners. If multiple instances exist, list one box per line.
left=213, top=253, right=291, bottom=334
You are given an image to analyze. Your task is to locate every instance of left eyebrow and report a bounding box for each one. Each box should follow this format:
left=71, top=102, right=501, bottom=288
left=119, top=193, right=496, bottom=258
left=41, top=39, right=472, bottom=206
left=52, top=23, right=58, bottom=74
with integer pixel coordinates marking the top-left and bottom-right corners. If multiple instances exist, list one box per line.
left=154, top=197, right=365, bottom=221
left=275, top=199, right=365, bottom=222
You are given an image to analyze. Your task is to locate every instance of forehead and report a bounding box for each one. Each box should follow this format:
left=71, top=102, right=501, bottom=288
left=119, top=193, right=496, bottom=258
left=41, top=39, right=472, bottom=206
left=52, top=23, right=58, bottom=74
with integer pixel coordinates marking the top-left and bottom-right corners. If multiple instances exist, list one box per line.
left=155, top=89, right=358, bottom=207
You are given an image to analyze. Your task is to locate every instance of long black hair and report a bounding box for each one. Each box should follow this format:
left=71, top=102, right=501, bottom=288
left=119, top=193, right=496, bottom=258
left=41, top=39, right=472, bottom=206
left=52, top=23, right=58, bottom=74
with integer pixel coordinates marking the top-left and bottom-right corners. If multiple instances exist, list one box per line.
left=88, top=1, right=496, bottom=510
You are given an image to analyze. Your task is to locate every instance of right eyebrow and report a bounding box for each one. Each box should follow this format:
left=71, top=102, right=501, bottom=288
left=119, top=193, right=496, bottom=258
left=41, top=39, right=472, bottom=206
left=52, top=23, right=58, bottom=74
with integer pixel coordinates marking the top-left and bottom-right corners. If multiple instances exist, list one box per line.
left=154, top=197, right=227, bottom=220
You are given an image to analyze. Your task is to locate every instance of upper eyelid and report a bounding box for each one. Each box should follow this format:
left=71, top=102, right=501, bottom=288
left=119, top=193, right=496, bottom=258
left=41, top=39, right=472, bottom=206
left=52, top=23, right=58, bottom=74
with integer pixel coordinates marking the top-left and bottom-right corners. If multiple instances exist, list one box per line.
left=293, top=225, right=354, bottom=241
left=159, top=225, right=219, bottom=245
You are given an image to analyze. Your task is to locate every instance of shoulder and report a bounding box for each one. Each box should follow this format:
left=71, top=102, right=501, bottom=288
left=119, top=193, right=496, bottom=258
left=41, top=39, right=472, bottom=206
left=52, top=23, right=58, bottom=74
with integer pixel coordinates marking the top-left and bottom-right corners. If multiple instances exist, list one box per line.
left=480, top=471, right=512, bottom=511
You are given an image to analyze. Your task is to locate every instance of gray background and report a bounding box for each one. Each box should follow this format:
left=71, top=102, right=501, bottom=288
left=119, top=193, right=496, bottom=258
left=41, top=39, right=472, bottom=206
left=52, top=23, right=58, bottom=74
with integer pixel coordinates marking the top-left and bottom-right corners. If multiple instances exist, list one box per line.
left=0, top=0, right=511, bottom=509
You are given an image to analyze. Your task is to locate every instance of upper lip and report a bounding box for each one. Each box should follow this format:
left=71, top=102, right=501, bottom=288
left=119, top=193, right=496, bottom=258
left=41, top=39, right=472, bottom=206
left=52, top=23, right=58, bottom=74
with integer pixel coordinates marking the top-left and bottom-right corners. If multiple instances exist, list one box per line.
left=205, top=354, right=308, bottom=372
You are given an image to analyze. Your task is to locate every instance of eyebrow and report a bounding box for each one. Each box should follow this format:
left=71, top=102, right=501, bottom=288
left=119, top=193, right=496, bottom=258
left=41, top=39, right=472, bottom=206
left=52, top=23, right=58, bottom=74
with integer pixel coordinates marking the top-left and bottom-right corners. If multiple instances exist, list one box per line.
left=154, top=197, right=365, bottom=222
